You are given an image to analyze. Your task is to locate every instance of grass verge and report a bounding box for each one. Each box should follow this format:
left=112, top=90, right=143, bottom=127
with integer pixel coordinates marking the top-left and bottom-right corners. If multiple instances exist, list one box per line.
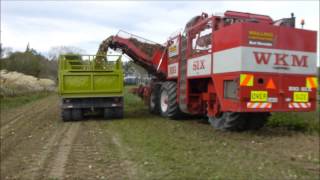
left=0, top=91, right=51, bottom=109
left=99, top=86, right=319, bottom=179
left=268, top=107, right=319, bottom=134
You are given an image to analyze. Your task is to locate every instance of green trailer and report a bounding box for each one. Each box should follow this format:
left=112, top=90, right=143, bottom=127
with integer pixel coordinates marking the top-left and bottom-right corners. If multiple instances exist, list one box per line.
left=58, top=54, right=124, bottom=121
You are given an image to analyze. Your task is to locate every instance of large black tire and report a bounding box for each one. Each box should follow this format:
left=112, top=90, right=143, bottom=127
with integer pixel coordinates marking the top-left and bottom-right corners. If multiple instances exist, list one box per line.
left=61, top=109, right=72, bottom=122
left=149, top=84, right=161, bottom=114
left=104, top=107, right=123, bottom=119
left=244, top=113, right=270, bottom=130
left=208, top=112, right=246, bottom=131
left=113, top=107, right=124, bottom=119
left=160, top=81, right=181, bottom=119
left=103, top=108, right=112, bottom=119
left=71, top=108, right=83, bottom=121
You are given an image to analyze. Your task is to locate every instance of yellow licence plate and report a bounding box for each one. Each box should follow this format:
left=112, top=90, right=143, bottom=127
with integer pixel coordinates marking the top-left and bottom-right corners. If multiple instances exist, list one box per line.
left=250, top=91, right=268, bottom=102
left=293, top=92, right=308, bottom=102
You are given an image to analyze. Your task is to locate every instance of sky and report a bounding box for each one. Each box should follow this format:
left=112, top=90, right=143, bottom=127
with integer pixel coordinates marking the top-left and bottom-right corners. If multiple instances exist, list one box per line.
left=1, top=0, right=319, bottom=58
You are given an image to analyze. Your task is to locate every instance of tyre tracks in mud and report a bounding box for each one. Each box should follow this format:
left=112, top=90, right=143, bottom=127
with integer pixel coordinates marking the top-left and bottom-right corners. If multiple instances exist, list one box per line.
left=0, top=96, right=56, bottom=160
left=110, top=132, right=138, bottom=179
left=11, top=121, right=81, bottom=180
left=0, top=95, right=56, bottom=130
left=0, top=95, right=61, bottom=179
left=1, top=95, right=139, bottom=179
left=48, top=123, right=80, bottom=178
left=63, top=121, right=138, bottom=180
left=28, top=124, right=70, bottom=179
left=0, top=95, right=57, bottom=142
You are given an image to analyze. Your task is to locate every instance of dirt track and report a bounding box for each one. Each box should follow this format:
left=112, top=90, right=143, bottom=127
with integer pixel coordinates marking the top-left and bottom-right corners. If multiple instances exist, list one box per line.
left=0, top=95, right=134, bottom=180
left=1, top=95, right=319, bottom=179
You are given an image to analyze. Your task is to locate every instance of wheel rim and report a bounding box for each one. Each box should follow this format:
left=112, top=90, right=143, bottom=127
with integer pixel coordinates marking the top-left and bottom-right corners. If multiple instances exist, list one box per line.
left=160, top=90, right=168, bottom=113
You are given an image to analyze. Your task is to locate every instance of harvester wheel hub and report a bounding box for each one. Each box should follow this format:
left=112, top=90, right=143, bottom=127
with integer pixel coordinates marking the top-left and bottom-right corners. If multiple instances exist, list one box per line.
left=160, top=90, right=169, bottom=112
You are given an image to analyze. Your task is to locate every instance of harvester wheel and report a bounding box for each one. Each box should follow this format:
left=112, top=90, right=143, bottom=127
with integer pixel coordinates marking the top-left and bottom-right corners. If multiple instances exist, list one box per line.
left=71, top=109, right=83, bottom=121
left=149, top=84, right=161, bottom=114
left=208, top=112, right=246, bottom=131
left=245, top=113, right=270, bottom=130
left=160, top=81, right=181, bottom=119
left=62, top=109, right=72, bottom=122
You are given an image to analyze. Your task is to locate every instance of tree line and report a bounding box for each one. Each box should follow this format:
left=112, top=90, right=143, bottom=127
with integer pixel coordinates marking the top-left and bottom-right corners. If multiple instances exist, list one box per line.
left=0, top=45, right=85, bottom=81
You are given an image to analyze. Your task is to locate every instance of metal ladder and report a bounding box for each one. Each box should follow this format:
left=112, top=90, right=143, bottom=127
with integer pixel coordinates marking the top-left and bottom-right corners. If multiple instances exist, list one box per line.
left=179, top=37, right=188, bottom=113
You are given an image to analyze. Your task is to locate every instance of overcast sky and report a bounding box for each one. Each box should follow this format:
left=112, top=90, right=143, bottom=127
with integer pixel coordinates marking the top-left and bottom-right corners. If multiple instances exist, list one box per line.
left=1, top=1, right=319, bottom=56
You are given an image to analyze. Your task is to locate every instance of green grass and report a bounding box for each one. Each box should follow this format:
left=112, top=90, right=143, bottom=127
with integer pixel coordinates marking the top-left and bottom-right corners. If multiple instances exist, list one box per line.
left=99, top=86, right=319, bottom=179
left=124, top=85, right=146, bottom=115
left=268, top=107, right=320, bottom=134
left=106, top=120, right=316, bottom=179
left=0, top=91, right=51, bottom=109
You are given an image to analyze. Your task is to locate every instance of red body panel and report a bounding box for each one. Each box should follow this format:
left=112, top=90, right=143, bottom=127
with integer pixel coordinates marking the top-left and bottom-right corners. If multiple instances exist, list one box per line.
left=109, top=11, right=317, bottom=117
left=212, top=23, right=317, bottom=113
left=152, top=50, right=167, bottom=75
left=212, top=72, right=317, bottom=112
left=214, top=22, right=317, bottom=52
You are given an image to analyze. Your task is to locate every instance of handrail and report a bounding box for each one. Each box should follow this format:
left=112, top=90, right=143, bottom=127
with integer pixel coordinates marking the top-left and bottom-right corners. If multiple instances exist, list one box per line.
left=61, top=54, right=122, bottom=72
left=116, top=30, right=161, bottom=45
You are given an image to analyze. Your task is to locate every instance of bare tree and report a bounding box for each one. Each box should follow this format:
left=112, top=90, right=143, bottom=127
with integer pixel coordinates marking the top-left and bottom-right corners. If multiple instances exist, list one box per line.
left=48, top=46, right=85, bottom=61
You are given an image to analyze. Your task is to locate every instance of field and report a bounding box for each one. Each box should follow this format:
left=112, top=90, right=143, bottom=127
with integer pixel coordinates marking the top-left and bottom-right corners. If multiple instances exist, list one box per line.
left=0, top=87, right=319, bottom=179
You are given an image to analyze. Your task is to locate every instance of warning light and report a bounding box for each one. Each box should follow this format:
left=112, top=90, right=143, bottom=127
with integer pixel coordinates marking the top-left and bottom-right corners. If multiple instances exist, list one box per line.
left=266, top=78, right=276, bottom=89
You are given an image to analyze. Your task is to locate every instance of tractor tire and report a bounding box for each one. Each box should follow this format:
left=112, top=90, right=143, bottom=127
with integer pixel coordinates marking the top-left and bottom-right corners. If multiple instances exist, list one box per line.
left=149, top=84, right=161, bottom=114
left=160, top=81, right=181, bottom=119
left=71, top=108, right=83, bottom=121
left=208, top=112, right=246, bottom=131
left=244, top=113, right=270, bottom=130
left=62, top=109, right=72, bottom=122
left=103, top=108, right=112, bottom=119
left=113, top=107, right=124, bottom=119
